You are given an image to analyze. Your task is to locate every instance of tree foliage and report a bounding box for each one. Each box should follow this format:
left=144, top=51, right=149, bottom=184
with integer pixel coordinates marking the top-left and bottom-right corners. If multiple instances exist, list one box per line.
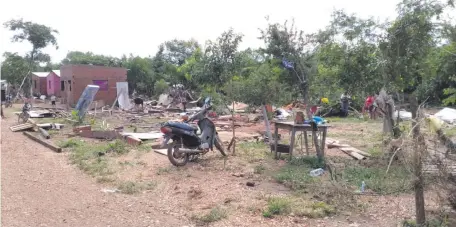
left=2, top=1, right=455, bottom=108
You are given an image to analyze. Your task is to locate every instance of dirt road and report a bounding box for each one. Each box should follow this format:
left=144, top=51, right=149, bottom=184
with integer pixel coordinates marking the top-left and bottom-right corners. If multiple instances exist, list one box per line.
left=1, top=116, right=188, bottom=227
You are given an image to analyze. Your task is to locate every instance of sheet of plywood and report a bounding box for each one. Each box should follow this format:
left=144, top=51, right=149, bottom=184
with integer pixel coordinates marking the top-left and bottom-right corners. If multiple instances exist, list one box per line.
left=116, top=82, right=131, bottom=110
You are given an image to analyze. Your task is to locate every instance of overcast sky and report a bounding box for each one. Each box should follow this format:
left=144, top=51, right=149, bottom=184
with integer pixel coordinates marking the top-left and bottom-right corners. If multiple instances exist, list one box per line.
left=0, top=0, right=402, bottom=64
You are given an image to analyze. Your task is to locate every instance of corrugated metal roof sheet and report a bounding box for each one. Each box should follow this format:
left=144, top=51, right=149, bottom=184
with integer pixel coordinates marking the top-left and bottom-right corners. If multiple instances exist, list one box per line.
left=52, top=70, right=60, bottom=77
left=32, top=72, right=50, bottom=78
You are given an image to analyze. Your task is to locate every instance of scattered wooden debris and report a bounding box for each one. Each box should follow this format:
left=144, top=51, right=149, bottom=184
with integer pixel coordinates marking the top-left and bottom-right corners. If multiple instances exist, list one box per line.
left=10, top=123, right=34, bottom=132
left=38, top=127, right=50, bottom=139
left=326, top=138, right=370, bottom=160
left=23, top=131, right=62, bottom=153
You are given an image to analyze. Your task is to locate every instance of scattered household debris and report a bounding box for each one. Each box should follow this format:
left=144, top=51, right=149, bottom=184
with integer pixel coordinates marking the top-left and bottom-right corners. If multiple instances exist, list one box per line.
left=228, top=102, right=249, bottom=113
left=434, top=107, right=456, bottom=124
left=101, top=188, right=120, bottom=193
left=309, top=168, right=324, bottom=177
left=394, top=110, right=412, bottom=120
left=23, top=131, right=62, bottom=152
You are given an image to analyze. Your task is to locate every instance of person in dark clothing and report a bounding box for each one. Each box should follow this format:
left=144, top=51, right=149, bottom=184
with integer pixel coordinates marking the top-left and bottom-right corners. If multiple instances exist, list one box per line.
left=340, top=92, right=351, bottom=117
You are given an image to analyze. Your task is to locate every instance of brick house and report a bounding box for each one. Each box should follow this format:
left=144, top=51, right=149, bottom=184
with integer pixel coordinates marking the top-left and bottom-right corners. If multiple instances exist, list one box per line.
left=46, top=70, right=61, bottom=97
left=60, top=64, right=128, bottom=106
left=31, top=72, right=49, bottom=96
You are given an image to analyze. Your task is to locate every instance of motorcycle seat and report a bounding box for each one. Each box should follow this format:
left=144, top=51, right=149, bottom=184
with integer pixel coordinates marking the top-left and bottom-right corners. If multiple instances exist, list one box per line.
left=167, top=121, right=198, bottom=131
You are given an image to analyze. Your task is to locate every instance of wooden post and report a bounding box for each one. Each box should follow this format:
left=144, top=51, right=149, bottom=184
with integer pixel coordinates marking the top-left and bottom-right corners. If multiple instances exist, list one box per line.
left=232, top=98, right=236, bottom=155
left=262, top=105, right=272, bottom=143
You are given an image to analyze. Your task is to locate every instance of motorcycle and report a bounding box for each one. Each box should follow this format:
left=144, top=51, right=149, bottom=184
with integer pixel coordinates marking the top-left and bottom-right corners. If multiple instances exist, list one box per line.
left=18, top=102, right=32, bottom=123
left=160, top=97, right=226, bottom=166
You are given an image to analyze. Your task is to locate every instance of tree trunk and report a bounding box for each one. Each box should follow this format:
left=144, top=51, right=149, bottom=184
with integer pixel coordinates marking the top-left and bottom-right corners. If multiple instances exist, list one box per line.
left=409, top=93, right=426, bottom=226
left=383, top=103, right=394, bottom=135
left=29, top=50, right=36, bottom=101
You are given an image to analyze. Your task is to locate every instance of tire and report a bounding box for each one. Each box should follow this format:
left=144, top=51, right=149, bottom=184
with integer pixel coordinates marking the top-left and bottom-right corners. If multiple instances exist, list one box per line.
left=18, top=112, right=29, bottom=123
left=214, top=134, right=227, bottom=156
left=167, top=141, right=189, bottom=167
left=18, top=113, right=24, bottom=123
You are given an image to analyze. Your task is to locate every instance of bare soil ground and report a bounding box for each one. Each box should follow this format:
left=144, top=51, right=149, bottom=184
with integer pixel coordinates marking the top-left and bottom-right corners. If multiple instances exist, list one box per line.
left=2, top=104, right=450, bottom=227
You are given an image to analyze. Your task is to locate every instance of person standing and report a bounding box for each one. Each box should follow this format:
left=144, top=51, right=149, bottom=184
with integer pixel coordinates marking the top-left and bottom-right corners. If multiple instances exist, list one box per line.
left=340, top=92, right=351, bottom=117
left=50, top=95, right=56, bottom=108
left=363, top=94, right=377, bottom=120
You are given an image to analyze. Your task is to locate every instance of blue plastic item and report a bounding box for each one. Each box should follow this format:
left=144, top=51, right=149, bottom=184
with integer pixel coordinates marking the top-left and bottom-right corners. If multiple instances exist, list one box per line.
left=312, top=116, right=325, bottom=125
left=167, top=121, right=197, bottom=131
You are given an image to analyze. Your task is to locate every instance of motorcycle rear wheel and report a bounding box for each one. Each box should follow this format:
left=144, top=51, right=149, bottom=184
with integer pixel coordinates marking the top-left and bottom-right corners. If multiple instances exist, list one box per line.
left=167, top=141, right=189, bottom=167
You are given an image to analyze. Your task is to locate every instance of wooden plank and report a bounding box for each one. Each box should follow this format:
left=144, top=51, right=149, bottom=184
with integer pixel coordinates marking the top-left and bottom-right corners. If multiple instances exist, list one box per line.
left=340, top=148, right=366, bottom=160
left=327, top=143, right=351, bottom=149
left=23, top=131, right=62, bottom=153
left=38, top=128, right=50, bottom=139
left=342, top=147, right=372, bottom=157
left=10, top=123, right=34, bottom=132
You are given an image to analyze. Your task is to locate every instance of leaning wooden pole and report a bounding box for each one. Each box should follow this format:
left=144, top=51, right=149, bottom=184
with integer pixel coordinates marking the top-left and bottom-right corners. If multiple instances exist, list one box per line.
left=262, top=105, right=272, bottom=143
left=231, top=79, right=236, bottom=155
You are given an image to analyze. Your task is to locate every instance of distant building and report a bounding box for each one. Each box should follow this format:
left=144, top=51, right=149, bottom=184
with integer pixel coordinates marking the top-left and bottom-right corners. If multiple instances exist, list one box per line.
left=31, top=72, right=49, bottom=96
left=46, top=70, right=61, bottom=97
left=60, top=64, right=127, bottom=106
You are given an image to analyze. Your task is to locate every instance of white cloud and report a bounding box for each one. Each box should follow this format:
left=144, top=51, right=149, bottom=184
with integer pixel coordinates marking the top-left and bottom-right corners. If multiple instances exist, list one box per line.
left=1, top=0, right=400, bottom=63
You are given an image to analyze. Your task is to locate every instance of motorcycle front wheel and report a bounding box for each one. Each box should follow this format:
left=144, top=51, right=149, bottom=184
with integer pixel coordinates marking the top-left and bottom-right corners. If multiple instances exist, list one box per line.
left=167, top=141, right=189, bottom=167
left=18, top=112, right=29, bottom=123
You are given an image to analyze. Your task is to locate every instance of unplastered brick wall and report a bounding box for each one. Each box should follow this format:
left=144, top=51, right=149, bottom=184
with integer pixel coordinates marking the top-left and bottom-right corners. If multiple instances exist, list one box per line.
left=60, top=64, right=127, bottom=106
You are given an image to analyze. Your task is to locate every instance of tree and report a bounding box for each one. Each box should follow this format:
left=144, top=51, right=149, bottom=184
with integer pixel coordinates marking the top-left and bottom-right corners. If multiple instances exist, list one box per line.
left=162, top=39, right=200, bottom=66
left=124, top=56, right=155, bottom=96
left=1, top=52, right=31, bottom=88
left=61, top=51, right=123, bottom=67
left=199, top=28, right=244, bottom=87
left=380, top=0, right=454, bottom=224
left=259, top=18, right=325, bottom=160
left=4, top=19, right=58, bottom=97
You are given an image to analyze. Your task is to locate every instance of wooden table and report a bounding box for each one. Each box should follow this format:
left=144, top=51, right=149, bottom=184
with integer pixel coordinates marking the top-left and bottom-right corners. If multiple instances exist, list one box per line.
left=273, top=121, right=330, bottom=159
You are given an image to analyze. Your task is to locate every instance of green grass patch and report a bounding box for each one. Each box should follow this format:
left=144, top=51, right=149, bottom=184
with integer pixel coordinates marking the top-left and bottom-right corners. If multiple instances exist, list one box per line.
left=402, top=218, right=450, bottom=227
left=325, top=117, right=364, bottom=123
left=107, top=139, right=129, bottom=155
left=274, top=165, right=317, bottom=190
left=289, top=156, right=326, bottom=169
left=117, top=180, right=157, bottom=194
left=58, top=139, right=84, bottom=148
left=254, top=164, right=266, bottom=174
left=67, top=141, right=115, bottom=177
left=96, top=176, right=116, bottom=183
left=261, top=196, right=336, bottom=219
left=157, top=167, right=173, bottom=175
left=237, top=142, right=271, bottom=163
left=343, top=165, right=412, bottom=194
left=443, top=127, right=456, bottom=137
left=274, top=156, right=324, bottom=190
left=192, top=207, right=228, bottom=224
left=262, top=197, right=291, bottom=218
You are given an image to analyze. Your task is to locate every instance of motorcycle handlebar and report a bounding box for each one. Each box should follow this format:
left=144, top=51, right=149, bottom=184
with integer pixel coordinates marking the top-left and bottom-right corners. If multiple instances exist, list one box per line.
left=186, top=104, right=212, bottom=123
